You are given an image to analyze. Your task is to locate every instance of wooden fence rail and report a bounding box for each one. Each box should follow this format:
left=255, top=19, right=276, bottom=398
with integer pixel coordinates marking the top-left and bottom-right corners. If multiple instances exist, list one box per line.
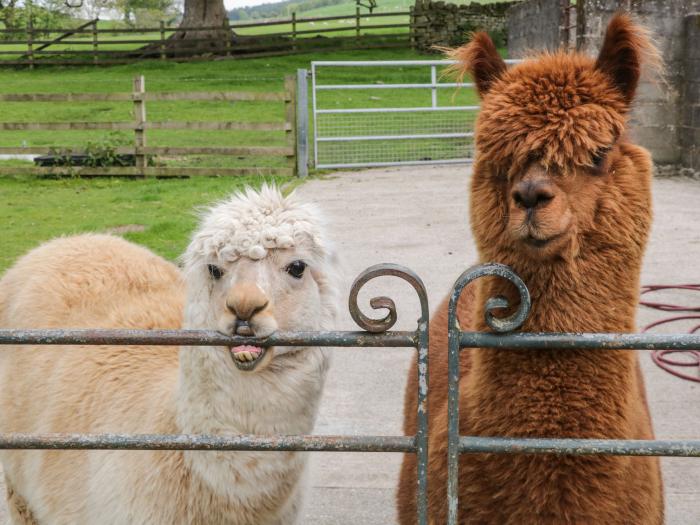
left=0, top=11, right=413, bottom=67
left=0, top=92, right=287, bottom=102
left=0, top=75, right=298, bottom=178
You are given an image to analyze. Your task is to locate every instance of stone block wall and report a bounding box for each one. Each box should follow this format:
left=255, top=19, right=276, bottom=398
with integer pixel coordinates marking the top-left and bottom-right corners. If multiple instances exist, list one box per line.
left=682, top=13, right=700, bottom=174
left=507, top=0, right=572, bottom=57
left=507, top=0, right=700, bottom=176
left=411, top=0, right=516, bottom=52
left=577, top=0, right=700, bottom=169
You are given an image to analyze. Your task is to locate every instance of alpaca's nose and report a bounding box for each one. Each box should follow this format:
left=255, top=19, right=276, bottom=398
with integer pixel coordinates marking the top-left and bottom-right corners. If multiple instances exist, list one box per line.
left=226, top=282, right=269, bottom=322
left=512, top=181, right=555, bottom=210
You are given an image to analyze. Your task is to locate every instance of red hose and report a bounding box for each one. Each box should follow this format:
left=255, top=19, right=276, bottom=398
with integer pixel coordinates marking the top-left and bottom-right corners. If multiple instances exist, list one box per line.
left=640, top=285, right=700, bottom=382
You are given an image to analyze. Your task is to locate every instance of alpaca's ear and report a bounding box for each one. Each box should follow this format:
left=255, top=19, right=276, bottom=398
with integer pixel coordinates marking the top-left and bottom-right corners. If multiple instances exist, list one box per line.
left=595, top=14, right=656, bottom=103
left=447, top=32, right=507, bottom=98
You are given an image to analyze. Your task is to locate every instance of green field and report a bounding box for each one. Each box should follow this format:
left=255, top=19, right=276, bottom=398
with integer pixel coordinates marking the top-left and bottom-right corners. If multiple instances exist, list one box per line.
left=0, top=176, right=290, bottom=273
left=233, top=3, right=409, bottom=38
left=0, top=22, right=406, bottom=58
left=0, top=11, right=405, bottom=59
left=293, top=0, right=506, bottom=17
left=0, top=0, right=504, bottom=57
left=0, top=48, right=480, bottom=170
left=0, top=47, right=482, bottom=272
left=236, top=0, right=507, bottom=19
left=235, top=0, right=506, bottom=37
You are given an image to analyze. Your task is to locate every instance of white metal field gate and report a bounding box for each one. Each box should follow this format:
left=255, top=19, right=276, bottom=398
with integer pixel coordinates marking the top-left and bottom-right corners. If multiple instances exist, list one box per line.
left=310, top=59, right=519, bottom=169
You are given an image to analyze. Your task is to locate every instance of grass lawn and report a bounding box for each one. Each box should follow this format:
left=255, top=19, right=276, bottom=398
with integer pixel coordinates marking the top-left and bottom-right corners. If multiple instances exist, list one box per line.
left=234, top=0, right=509, bottom=36
left=0, top=48, right=480, bottom=169
left=0, top=175, right=288, bottom=273
left=0, top=0, right=504, bottom=57
left=0, top=47, right=483, bottom=272
left=0, top=17, right=405, bottom=59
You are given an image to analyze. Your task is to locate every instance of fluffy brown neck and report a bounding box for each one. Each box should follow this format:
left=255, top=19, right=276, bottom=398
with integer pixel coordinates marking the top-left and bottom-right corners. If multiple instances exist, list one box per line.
left=467, top=244, right=643, bottom=438
left=482, top=245, right=640, bottom=332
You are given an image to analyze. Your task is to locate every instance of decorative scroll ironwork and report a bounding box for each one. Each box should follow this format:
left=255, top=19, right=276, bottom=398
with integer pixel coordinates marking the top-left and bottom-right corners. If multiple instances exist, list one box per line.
left=445, top=262, right=530, bottom=522
left=444, top=263, right=700, bottom=525
left=0, top=263, right=431, bottom=525
left=2, top=263, right=700, bottom=525
left=453, top=262, right=531, bottom=334
left=349, top=263, right=428, bottom=333
left=347, top=263, right=429, bottom=523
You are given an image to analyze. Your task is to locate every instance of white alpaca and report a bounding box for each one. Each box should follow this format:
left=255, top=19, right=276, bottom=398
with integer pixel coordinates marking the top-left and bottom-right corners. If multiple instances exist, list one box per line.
left=0, top=185, right=340, bottom=525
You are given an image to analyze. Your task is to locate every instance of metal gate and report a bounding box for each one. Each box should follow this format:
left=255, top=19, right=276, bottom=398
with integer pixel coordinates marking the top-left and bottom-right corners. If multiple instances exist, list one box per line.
left=310, top=60, right=518, bottom=169
left=1, top=262, right=700, bottom=525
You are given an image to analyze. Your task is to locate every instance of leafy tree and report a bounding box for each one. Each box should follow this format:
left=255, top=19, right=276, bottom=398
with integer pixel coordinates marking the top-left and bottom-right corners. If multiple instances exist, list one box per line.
left=0, top=0, right=72, bottom=38
left=0, top=0, right=22, bottom=34
left=113, top=0, right=178, bottom=25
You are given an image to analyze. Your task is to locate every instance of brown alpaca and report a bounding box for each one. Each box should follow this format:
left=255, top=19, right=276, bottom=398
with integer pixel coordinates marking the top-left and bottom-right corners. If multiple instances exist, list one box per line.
left=397, top=15, right=664, bottom=524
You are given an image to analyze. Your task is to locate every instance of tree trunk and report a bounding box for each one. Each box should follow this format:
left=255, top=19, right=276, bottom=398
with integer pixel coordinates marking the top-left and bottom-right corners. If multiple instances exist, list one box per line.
left=179, top=0, right=230, bottom=37
left=154, top=0, right=233, bottom=57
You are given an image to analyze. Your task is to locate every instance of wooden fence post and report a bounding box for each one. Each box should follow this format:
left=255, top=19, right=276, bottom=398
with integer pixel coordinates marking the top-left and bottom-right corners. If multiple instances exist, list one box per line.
left=284, top=75, right=298, bottom=177
left=409, top=6, right=415, bottom=49
left=159, top=21, right=166, bottom=60
left=92, top=19, right=99, bottom=65
left=133, top=75, right=147, bottom=177
left=355, top=6, right=360, bottom=43
left=225, top=19, right=232, bottom=57
left=292, top=12, right=297, bottom=52
left=26, top=20, right=34, bottom=69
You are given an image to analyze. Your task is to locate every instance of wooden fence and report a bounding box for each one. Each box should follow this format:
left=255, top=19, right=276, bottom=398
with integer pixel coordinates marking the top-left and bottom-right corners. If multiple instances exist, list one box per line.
left=0, top=75, right=300, bottom=177
left=0, top=11, right=413, bottom=67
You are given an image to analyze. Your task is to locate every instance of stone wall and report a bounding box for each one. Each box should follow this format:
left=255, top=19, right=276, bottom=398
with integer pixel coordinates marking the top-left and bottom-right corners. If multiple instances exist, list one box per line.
left=410, top=0, right=517, bottom=52
left=507, top=0, right=572, bottom=57
left=682, top=14, right=700, bottom=175
left=576, top=0, right=700, bottom=173
left=506, top=0, right=700, bottom=176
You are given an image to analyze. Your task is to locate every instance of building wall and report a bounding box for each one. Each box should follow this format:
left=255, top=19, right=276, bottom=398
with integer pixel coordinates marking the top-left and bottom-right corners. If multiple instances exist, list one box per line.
left=507, top=0, right=565, bottom=57
left=507, top=0, right=700, bottom=174
left=682, top=13, right=700, bottom=174
left=577, top=0, right=700, bottom=170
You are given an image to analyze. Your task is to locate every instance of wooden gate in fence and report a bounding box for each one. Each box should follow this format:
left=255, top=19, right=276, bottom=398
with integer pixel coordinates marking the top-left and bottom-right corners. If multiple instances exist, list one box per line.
left=0, top=75, right=303, bottom=178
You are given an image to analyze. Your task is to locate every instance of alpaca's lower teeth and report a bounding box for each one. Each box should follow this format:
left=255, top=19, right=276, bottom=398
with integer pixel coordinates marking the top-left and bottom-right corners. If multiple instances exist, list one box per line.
left=230, top=345, right=263, bottom=367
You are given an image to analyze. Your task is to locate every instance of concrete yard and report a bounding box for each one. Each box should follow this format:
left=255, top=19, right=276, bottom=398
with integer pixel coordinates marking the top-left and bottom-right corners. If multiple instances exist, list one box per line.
left=1, top=165, right=699, bottom=523
left=298, top=166, right=700, bottom=524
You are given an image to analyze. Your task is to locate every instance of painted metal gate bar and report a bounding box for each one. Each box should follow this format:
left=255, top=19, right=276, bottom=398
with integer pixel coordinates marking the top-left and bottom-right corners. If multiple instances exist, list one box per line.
left=2, top=262, right=700, bottom=524
left=0, top=263, right=431, bottom=525
left=310, top=59, right=519, bottom=170
left=445, top=263, right=700, bottom=525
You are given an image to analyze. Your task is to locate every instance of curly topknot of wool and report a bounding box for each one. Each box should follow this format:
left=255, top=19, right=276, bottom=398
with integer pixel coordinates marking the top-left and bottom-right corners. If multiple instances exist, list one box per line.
left=187, top=184, right=326, bottom=264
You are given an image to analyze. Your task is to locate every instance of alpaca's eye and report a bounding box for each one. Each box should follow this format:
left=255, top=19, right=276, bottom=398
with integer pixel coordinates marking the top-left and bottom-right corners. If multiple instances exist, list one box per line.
left=285, top=260, right=307, bottom=279
left=591, top=147, right=611, bottom=170
left=207, top=264, right=224, bottom=280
